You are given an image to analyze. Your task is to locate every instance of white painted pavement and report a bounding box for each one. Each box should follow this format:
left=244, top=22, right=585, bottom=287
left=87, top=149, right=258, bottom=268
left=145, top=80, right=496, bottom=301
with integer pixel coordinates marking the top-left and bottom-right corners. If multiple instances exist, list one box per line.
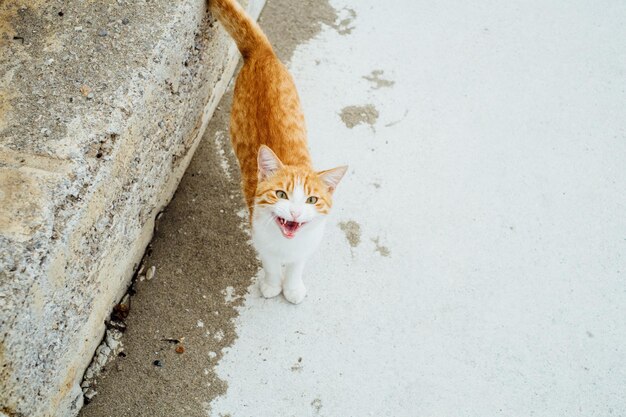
left=211, top=1, right=626, bottom=416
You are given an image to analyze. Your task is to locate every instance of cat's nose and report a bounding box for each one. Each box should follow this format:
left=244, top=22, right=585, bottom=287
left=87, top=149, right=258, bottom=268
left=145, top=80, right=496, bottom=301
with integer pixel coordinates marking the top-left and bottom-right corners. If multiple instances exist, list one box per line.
left=290, top=209, right=301, bottom=220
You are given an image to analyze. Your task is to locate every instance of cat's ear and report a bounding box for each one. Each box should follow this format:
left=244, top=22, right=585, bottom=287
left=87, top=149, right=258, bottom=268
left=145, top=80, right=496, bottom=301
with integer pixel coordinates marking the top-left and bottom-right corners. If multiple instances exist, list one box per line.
left=257, top=145, right=283, bottom=180
left=318, top=165, right=348, bottom=193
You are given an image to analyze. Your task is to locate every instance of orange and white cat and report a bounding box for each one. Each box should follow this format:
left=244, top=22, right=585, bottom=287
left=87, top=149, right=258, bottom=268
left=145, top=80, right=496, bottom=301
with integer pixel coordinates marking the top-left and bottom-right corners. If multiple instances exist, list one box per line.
left=210, top=0, right=347, bottom=304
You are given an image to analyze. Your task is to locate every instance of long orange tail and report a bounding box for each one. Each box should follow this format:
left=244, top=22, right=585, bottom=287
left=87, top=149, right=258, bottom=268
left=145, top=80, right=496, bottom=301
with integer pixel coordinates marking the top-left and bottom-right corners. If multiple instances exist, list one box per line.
left=210, top=0, right=272, bottom=58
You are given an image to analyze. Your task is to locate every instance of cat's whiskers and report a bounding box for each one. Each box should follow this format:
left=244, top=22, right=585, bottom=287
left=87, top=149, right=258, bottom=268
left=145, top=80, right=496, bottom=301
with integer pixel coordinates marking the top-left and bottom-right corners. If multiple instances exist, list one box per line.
left=250, top=204, right=279, bottom=229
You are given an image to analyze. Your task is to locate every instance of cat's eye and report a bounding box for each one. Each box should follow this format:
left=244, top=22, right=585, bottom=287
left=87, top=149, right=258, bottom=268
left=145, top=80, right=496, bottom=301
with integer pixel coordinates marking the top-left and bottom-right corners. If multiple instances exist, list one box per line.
left=276, top=190, right=288, bottom=199
left=306, top=196, right=318, bottom=204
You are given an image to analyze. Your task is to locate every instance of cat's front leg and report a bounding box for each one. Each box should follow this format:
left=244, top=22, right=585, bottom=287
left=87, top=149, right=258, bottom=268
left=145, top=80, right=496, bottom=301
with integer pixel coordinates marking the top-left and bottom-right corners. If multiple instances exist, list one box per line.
left=259, top=256, right=282, bottom=298
left=283, top=260, right=307, bottom=304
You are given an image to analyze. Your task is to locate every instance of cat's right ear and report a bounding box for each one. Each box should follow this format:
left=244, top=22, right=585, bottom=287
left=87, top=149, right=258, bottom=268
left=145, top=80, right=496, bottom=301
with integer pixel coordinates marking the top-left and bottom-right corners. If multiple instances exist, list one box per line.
left=318, top=165, right=348, bottom=194
left=257, top=145, right=283, bottom=180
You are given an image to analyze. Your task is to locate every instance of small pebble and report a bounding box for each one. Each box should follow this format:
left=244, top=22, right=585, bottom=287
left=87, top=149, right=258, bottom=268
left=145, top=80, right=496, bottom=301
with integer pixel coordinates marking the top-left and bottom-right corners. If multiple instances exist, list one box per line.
left=146, top=266, right=156, bottom=280
left=119, top=294, right=131, bottom=311
left=84, top=389, right=97, bottom=401
left=175, top=345, right=185, bottom=354
left=87, top=92, right=94, bottom=99
left=153, top=359, right=163, bottom=367
left=106, top=334, right=121, bottom=351
left=96, top=354, right=107, bottom=367
left=98, top=29, right=108, bottom=37
left=99, top=345, right=111, bottom=357
left=74, top=26, right=83, bottom=32
left=122, top=17, right=130, bottom=25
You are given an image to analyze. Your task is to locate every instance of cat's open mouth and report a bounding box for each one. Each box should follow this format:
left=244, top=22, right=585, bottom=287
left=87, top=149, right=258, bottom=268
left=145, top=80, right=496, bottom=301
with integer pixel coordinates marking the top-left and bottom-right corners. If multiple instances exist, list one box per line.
left=275, top=216, right=305, bottom=239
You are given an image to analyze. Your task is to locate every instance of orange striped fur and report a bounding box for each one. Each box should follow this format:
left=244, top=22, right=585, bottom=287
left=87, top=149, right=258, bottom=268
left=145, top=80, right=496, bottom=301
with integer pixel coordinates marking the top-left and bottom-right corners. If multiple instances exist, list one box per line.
left=209, top=0, right=346, bottom=220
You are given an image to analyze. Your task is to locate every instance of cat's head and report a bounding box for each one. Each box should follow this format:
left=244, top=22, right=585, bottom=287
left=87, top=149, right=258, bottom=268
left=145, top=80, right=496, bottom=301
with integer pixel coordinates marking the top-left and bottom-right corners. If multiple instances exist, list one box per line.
left=254, top=145, right=347, bottom=239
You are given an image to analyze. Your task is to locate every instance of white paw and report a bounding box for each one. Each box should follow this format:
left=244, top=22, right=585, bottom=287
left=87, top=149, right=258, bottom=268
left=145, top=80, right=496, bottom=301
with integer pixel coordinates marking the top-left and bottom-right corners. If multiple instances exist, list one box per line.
left=283, top=285, right=307, bottom=304
left=259, top=279, right=282, bottom=298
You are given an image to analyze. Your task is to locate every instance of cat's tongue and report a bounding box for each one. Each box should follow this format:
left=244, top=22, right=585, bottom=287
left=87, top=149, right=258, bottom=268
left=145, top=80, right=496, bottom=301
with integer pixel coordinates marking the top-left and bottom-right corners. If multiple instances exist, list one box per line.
left=276, top=217, right=302, bottom=239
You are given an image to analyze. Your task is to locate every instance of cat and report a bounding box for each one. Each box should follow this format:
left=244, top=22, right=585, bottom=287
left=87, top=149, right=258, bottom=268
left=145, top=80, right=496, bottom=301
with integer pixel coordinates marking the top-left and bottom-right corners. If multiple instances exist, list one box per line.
left=209, top=0, right=347, bottom=304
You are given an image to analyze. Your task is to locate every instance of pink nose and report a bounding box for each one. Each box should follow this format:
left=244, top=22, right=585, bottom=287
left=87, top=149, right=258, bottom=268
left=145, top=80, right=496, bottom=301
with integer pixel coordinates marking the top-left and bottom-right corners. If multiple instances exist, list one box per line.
left=290, top=210, right=301, bottom=220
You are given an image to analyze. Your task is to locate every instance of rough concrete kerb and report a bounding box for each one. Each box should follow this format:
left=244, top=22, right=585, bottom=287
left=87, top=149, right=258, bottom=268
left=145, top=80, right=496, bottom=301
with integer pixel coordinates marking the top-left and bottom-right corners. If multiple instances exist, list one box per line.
left=0, top=0, right=264, bottom=415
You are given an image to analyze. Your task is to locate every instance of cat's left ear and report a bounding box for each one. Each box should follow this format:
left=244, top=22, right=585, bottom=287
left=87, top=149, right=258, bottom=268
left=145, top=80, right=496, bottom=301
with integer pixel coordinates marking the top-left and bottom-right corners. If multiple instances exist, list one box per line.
left=318, top=166, right=348, bottom=193
left=258, top=145, right=283, bottom=180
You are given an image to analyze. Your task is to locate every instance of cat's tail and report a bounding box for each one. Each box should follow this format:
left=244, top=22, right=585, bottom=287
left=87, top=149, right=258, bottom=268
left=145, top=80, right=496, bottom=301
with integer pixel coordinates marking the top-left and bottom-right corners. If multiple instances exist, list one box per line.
left=210, top=0, right=272, bottom=58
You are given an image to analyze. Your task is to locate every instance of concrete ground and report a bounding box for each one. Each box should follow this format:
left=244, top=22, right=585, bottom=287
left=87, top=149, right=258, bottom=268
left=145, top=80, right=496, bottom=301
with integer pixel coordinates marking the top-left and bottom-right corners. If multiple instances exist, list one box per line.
left=82, top=0, right=626, bottom=416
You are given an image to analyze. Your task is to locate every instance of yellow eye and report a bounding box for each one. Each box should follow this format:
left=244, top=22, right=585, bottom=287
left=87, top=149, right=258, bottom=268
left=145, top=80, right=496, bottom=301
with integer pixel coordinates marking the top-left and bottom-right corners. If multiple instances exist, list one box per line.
left=276, top=190, right=288, bottom=199
left=306, top=196, right=318, bottom=204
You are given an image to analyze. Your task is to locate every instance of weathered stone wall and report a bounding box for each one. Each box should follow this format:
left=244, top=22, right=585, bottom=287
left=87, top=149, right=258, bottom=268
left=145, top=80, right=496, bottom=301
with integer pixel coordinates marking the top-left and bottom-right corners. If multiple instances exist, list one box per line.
left=0, top=0, right=264, bottom=415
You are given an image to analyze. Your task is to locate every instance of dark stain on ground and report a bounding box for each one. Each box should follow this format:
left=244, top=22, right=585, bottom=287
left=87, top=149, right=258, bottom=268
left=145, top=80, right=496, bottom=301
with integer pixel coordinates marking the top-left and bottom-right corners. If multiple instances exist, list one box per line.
left=339, top=104, right=379, bottom=129
left=363, top=70, right=394, bottom=89
left=311, top=397, right=322, bottom=413
left=290, top=356, right=303, bottom=372
left=339, top=220, right=361, bottom=248
left=330, top=7, right=356, bottom=35
left=79, top=0, right=340, bottom=416
left=260, top=0, right=337, bottom=63
left=372, top=237, right=390, bottom=257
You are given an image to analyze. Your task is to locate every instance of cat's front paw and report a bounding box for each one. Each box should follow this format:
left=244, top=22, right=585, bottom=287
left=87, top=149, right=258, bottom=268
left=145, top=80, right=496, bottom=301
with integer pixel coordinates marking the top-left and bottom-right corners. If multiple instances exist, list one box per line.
left=259, top=279, right=282, bottom=298
left=283, top=285, right=306, bottom=305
